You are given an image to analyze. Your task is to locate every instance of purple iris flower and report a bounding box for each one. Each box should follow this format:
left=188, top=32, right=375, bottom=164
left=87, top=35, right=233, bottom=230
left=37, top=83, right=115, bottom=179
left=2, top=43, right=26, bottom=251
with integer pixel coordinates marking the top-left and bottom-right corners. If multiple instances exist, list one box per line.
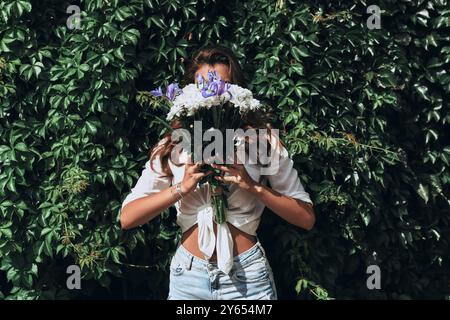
left=196, top=73, right=205, bottom=89
left=201, top=79, right=229, bottom=97
left=166, top=83, right=181, bottom=101
left=201, top=81, right=219, bottom=98
left=216, top=80, right=227, bottom=95
left=207, top=70, right=221, bottom=83
left=149, top=86, right=163, bottom=97
left=150, top=83, right=182, bottom=101
left=199, top=69, right=230, bottom=97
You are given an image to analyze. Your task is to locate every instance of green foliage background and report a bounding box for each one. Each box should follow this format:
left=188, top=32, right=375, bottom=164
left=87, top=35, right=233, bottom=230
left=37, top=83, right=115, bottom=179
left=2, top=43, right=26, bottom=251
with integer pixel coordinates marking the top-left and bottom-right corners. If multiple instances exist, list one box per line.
left=0, top=0, right=449, bottom=299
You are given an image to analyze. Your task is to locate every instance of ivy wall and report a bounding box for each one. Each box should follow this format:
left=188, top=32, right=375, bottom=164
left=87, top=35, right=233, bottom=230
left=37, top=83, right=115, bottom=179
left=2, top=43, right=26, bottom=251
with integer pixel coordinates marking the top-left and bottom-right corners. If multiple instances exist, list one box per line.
left=0, top=0, right=449, bottom=299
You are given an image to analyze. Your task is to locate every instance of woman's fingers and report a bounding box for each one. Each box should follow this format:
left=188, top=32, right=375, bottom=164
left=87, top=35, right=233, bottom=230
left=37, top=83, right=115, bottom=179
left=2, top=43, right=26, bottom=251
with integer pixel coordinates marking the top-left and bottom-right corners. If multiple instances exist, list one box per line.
left=211, top=163, right=232, bottom=173
left=215, top=175, right=236, bottom=184
left=192, top=170, right=213, bottom=180
left=229, top=163, right=244, bottom=171
left=193, top=162, right=202, bottom=170
left=186, top=162, right=202, bottom=173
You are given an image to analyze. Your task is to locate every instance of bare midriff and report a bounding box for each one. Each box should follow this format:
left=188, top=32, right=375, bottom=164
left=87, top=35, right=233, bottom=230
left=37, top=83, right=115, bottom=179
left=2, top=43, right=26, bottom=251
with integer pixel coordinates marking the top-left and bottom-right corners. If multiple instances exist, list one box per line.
left=180, top=223, right=257, bottom=261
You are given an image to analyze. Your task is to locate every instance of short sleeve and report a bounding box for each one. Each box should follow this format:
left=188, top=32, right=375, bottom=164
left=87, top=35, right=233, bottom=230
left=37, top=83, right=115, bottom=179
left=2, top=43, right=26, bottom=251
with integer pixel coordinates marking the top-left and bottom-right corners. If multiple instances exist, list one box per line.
left=121, top=155, right=172, bottom=210
left=263, top=134, right=313, bottom=205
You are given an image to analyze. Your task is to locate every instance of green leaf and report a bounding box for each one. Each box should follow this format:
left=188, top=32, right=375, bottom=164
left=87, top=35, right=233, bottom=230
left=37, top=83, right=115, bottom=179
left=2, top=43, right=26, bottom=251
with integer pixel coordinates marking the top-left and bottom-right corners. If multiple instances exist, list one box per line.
left=291, top=46, right=310, bottom=60
left=417, top=183, right=429, bottom=203
left=14, top=142, right=28, bottom=152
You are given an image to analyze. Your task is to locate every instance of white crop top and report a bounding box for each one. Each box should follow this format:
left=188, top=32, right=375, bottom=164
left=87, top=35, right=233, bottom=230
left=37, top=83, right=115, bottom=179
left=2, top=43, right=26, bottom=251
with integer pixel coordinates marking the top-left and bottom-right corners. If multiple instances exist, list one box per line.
left=120, top=134, right=313, bottom=274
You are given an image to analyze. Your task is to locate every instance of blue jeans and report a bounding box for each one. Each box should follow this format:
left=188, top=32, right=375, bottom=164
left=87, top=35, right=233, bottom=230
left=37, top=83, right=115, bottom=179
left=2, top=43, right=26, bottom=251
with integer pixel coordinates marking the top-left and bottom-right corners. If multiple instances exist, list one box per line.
left=167, top=240, right=278, bottom=300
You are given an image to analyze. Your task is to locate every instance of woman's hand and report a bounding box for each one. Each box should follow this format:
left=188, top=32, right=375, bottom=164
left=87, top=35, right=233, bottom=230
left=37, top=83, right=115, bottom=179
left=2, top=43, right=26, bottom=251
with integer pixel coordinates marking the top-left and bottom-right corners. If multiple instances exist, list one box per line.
left=180, top=160, right=213, bottom=195
left=211, top=163, right=258, bottom=192
left=212, top=161, right=315, bottom=230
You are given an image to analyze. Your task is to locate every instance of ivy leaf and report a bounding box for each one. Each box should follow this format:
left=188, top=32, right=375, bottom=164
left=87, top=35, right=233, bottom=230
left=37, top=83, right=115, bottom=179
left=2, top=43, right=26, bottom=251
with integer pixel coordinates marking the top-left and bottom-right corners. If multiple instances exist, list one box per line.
left=291, top=46, right=310, bottom=60
left=417, top=183, right=429, bottom=204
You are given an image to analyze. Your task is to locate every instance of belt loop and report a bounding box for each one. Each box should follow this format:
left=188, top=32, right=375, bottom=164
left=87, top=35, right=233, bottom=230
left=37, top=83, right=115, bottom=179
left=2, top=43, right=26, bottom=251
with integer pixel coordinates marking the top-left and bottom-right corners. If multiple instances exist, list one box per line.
left=257, top=241, right=266, bottom=258
left=185, top=255, right=193, bottom=270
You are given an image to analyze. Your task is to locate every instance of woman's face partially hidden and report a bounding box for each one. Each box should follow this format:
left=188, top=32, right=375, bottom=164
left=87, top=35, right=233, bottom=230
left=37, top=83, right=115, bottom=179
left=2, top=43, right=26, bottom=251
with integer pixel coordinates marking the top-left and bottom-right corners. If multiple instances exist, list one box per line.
left=195, top=63, right=231, bottom=83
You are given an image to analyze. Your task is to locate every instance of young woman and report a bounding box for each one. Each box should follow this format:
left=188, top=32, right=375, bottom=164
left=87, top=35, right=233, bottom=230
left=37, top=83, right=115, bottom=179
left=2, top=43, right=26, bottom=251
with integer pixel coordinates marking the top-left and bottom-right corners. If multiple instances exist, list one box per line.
left=120, top=45, right=315, bottom=300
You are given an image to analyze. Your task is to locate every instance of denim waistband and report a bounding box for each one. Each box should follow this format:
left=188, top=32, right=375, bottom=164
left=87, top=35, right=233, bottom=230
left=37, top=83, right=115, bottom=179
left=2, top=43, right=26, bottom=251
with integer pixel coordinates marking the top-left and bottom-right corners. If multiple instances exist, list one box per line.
left=174, top=239, right=266, bottom=271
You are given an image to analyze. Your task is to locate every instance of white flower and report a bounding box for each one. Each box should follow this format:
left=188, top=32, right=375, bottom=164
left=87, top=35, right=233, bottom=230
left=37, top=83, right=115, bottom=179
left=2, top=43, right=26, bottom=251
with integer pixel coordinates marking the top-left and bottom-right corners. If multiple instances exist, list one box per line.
left=166, top=83, right=261, bottom=121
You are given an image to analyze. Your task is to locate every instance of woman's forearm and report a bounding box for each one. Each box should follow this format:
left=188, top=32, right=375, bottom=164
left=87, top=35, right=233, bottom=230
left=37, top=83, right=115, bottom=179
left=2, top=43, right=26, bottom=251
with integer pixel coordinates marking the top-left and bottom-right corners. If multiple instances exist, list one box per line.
left=211, top=162, right=315, bottom=230
left=120, top=185, right=181, bottom=230
left=248, top=183, right=315, bottom=230
left=121, top=162, right=212, bottom=230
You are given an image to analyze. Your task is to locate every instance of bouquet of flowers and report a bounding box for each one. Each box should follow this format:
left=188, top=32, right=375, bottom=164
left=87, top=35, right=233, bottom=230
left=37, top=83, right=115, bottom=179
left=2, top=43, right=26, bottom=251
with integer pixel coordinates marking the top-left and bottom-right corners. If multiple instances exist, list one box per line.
left=148, top=71, right=262, bottom=224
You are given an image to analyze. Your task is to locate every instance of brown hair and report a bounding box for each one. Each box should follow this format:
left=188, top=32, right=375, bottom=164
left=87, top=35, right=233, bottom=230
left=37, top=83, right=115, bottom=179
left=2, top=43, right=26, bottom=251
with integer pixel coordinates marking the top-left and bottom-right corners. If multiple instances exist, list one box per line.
left=182, top=44, right=247, bottom=88
left=148, top=44, right=278, bottom=178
